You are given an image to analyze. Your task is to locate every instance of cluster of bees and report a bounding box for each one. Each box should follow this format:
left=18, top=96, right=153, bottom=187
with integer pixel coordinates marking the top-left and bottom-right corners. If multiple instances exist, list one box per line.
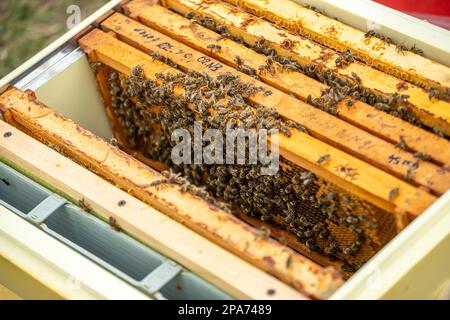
left=101, top=56, right=392, bottom=270
left=234, top=56, right=261, bottom=80
left=364, top=30, right=425, bottom=56
left=183, top=11, right=447, bottom=137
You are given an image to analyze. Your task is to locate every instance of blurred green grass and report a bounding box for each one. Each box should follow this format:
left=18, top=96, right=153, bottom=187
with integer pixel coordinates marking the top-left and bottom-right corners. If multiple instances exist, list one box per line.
left=0, top=0, right=108, bottom=77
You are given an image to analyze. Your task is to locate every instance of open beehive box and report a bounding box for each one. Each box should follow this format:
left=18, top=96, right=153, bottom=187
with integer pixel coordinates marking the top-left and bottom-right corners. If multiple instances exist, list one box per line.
left=0, top=0, right=449, bottom=300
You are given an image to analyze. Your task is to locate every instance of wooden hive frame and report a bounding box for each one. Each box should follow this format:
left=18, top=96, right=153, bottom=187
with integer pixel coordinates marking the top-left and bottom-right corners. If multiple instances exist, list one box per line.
left=221, top=0, right=450, bottom=96
left=74, top=27, right=439, bottom=271
left=161, top=0, right=450, bottom=136
left=0, top=88, right=344, bottom=299
left=91, top=14, right=449, bottom=198
left=123, top=1, right=450, bottom=166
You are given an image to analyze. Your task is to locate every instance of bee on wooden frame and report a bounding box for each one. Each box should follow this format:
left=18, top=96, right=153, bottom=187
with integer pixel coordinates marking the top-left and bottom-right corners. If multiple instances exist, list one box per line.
left=388, top=187, right=400, bottom=201
left=207, top=44, right=222, bottom=53
left=428, top=87, right=440, bottom=100
left=364, top=29, right=392, bottom=44
left=351, top=72, right=362, bottom=84
left=78, top=198, right=93, bottom=213
left=90, top=61, right=101, bottom=74
left=405, top=161, right=419, bottom=181
left=395, top=44, right=408, bottom=55
left=335, top=50, right=354, bottom=67
left=109, top=217, right=122, bottom=232
left=410, top=44, right=424, bottom=56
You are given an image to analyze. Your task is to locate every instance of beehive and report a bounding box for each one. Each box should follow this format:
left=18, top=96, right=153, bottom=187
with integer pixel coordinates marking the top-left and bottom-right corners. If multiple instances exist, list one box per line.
left=1, top=0, right=449, bottom=299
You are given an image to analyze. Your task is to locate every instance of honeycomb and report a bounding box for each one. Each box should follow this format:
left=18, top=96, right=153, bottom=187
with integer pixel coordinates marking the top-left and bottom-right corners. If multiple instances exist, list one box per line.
left=96, top=64, right=398, bottom=273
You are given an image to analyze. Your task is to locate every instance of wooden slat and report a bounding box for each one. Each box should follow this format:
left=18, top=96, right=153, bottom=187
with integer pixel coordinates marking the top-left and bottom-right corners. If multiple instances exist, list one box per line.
left=164, top=0, right=450, bottom=136
left=0, top=87, right=343, bottom=299
left=223, top=0, right=450, bottom=95
left=124, top=1, right=450, bottom=166
left=97, top=16, right=448, bottom=199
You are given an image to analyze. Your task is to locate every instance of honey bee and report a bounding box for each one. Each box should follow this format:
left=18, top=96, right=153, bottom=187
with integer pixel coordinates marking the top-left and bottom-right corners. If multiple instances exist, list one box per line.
left=388, top=187, right=400, bottom=201
left=428, top=87, right=440, bottom=100
left=266, top=288, right=276, bottom=296
left=280, top=39, right=294, bottom=50
left=335, top=50, right=354, bottom=67
left=342, top=263, right=356, bottom=273
left=342, top=247, right=354, bottom=255
left=285, top=254, right=293, bottom=269
left=236, top=64, right=260, bottom=80
left=318, top=228, right=330, bottom=240
left=364, top=30, right=392, bottom=44
left=410, top=44, right=424, bottom=56
left=78, top=198, right=92, bottom=212
left=90, top=61, right=101, bottom=74
left=367, top=220, right=379, bottom=229
left=363, top=30, right=377, bottom=39
left=149, top=52, right=178, bottom=68
left=234, top=55, right=244, bottom=65
left=395, top=135, right=410, bottom=151
left=304, top=229, right=314, bottom=238
left=305, top=238, right=318, bottom=251
left=304, top=4, right=324, bottom=15
left=207, top=44, right=222, bottom=53
left=280, top=126, right=293, bottom=137
left=405, top=161, right=419, bottom=181
left=413, top=152, right=431, bottom=161
left=131, top=65, right=144, bottom=77
left=254, top=225, right=271, bottom=239
left=395, top=44, right=408, bottom=55
left=432, top=127, right=444, bottom=137
left=108, top=216, right=122, bottom=232
left=109, top=71, right=119, bottom=81
left=351, top=72, right=361, bottom=84
left=396, top=81, right=408, bottom=91
left=323, top=245, right=337, bottom=255
left=345, top=215, right=359, bottom=225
